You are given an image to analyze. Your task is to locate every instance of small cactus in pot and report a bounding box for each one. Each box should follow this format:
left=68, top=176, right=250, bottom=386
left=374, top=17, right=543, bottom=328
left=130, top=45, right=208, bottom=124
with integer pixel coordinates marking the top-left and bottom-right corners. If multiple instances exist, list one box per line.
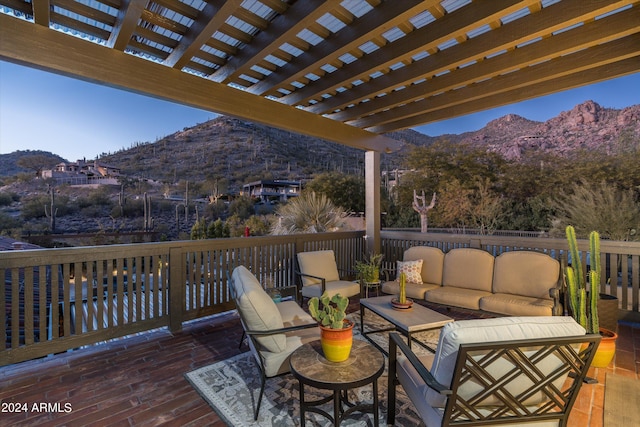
left=308, top=292, right=350, bottom=329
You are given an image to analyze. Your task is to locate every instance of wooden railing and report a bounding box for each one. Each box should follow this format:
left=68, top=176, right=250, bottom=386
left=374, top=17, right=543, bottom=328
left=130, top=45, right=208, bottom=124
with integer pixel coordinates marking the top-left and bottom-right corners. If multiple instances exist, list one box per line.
left=381, top=230, right=640, bottom=314
left=2, top=229, right=639, bottom=366
left=1, top=231, right=365, bottom=366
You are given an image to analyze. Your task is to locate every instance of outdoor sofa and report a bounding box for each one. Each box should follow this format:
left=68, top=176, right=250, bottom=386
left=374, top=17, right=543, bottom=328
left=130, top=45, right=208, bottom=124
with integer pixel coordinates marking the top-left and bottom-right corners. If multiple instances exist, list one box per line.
left=382, top=246, right=562, bottom=316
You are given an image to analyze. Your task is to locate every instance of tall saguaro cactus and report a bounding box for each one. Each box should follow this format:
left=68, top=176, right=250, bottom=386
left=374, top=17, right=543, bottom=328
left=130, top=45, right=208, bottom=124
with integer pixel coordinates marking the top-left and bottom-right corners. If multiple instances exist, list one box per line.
left=412, top=190, right=436, bottom=232
left=565, top=225, right=600, bottom=333
left=44, top=184, right=57, bottom=232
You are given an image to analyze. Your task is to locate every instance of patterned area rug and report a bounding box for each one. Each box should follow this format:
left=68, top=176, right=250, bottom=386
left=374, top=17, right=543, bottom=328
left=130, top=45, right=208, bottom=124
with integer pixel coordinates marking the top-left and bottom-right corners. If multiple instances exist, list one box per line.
left=185, top=312, right=440, bottom=426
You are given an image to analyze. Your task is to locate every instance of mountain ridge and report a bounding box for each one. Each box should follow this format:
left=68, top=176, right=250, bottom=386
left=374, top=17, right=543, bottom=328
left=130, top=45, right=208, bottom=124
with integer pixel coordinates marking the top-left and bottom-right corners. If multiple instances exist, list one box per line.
left=1, top=101, right=638, bottom=189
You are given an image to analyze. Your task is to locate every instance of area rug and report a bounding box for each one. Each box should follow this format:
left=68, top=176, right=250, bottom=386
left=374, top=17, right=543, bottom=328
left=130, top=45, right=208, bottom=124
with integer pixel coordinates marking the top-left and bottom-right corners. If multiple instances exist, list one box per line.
left=185, top=312, right=439, bottom=426
left=604, top=373, right=640, bottom=427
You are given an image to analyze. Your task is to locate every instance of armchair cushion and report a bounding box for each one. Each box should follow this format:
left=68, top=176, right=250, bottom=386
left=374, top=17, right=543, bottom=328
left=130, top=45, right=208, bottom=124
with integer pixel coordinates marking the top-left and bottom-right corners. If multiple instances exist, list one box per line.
left=297, top=250, right=340, bottom=286
left=300, top=280, right=360, bottom=299
left=424, top=316, right=586, bottom=408
left=231, top=266, right=286, bottom=353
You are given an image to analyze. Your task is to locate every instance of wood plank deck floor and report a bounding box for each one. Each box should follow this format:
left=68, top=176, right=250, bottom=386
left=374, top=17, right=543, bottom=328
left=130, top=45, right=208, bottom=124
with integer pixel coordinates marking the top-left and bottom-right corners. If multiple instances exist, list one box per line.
left=0, top=298, right=638, bottom=426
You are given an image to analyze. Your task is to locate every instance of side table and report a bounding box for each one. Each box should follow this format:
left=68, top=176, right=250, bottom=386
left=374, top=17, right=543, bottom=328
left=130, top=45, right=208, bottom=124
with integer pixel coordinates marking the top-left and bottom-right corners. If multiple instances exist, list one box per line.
left=290, top=339, right=384, bottom=427
left=361, top=280, right=381, bottom=298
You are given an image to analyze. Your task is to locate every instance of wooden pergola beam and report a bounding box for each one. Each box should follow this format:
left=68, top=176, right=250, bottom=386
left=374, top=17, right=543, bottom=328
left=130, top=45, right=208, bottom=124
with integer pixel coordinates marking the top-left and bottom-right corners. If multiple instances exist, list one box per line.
left=0, top=14, right=402, bottom=154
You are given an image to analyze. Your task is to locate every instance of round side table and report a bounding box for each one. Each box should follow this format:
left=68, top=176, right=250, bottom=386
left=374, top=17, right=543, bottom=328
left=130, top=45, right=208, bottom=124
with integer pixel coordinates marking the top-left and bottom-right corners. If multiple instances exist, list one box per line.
left=362, top=280, right=381, bottom=298
left=290, top=339, right=384, bottom=427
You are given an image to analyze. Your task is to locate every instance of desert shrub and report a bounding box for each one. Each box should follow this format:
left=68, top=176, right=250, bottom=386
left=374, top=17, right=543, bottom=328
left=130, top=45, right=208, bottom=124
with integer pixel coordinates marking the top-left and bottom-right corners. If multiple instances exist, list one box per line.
left=21, top=195, right=51, bottom=219
left=228, top=196, right=254, bottom=220
left=80, top=205, right=104, bottom=218
left=207, top=218, right=230, bottom=238
left=243, top=215, right=271, bottom=236
left=0, top=192, right=18, bottom=206
left=0, top=212, right=21, bottom=233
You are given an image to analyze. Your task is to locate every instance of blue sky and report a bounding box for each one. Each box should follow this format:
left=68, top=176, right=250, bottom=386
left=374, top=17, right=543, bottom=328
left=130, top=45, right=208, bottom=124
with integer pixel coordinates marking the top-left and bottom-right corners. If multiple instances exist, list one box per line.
left=1, top=60, right=638, bottom=161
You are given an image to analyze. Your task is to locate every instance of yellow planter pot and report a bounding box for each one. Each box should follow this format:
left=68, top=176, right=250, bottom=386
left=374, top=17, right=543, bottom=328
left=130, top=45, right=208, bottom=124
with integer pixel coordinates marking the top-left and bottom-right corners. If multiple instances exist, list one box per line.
left=591, top=328, right=618, bottom=368
left=319, top=321, right=354, bottom=363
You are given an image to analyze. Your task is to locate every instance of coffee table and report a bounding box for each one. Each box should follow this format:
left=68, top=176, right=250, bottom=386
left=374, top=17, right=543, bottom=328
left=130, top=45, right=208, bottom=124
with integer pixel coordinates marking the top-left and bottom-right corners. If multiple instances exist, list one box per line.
left=290, top=339, right=384, bottom=427
left=359, top=295, right=453, bottom=354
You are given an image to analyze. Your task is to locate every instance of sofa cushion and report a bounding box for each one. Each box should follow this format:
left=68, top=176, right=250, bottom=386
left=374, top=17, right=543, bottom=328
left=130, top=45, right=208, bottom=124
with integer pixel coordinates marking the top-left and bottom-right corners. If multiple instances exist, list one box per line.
left=297, top=250, right=340, bottom=287
left=424, top=316, right=586, bottom=408
left=492, top=251, right=560, bottom=299
left=397, top=259, right=423, bottom=283
left=480, top=293, right=555, bottom=316
left=442, top=248, right=494, bottom=292
left=403, top=246, right=445, bottom=285
left=424, top=286, right=490, bottom=310
left=231, top=266, right=286, bottom=353
left=382, top=281, right=439, bottom=300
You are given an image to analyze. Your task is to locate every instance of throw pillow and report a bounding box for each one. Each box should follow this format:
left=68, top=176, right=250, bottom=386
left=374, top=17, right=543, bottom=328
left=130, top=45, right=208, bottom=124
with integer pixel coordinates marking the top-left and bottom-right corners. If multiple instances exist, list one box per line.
left=397, top=259, right=423, bottom=283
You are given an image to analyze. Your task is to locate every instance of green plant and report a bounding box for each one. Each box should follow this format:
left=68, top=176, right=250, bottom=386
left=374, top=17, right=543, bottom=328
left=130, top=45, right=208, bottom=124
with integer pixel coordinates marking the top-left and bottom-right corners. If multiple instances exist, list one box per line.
left=308, top=292, right=349, bottom=329
left=270, top=191, right=347, bottom=235
left=355, top=253, right=383, bottom=282
left=565, top=225, right=600, bottom=334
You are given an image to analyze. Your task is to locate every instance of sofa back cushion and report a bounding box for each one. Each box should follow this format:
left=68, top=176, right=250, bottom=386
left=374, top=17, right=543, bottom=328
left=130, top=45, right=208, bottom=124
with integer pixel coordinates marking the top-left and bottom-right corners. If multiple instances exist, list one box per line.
left=492, top=251, right=560, bottom=299
left=425, top=316, right=586, bottom=408
left=297, top=250, right=340, bottom=287
left=231, top=266, right=286, bottom=353
left=403, top=246, right=445, bottom=285
left=442, top=248, right=494, bottom=292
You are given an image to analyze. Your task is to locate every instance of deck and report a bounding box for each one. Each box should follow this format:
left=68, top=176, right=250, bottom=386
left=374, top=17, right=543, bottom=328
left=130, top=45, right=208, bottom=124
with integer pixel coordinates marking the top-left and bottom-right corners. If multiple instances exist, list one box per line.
left=0, top=298, right=637, bottom=427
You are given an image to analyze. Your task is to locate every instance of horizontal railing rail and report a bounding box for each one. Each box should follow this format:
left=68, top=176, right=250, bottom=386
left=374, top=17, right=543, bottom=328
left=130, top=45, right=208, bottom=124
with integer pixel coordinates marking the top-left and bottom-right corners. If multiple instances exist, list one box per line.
left=1, top=231, right=365, bottom=366
left=381, top=231, right=640, bottom=314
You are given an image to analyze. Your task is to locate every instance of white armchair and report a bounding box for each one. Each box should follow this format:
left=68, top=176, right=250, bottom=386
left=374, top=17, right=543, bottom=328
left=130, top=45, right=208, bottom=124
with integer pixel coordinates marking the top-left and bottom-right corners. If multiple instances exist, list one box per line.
left=387, top=316, right=601, bottom=426
left=296, top=250, right=361, bottom=299
left=230, top=265, right=319, bottom=420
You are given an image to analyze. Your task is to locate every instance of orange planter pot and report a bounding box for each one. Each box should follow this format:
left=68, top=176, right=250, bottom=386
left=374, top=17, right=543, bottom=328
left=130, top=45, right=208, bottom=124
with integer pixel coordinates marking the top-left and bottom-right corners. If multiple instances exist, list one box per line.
left=319, top=321, right=354, bottom=363
left=591, top=328, right=618, bottom=368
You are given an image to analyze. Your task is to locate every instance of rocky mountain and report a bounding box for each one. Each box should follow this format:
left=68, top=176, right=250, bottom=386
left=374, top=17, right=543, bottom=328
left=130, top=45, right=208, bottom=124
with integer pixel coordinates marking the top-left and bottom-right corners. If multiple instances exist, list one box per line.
left=1, top=101, right=638, bottom=187
left=460, top=101, right=640, bottom=161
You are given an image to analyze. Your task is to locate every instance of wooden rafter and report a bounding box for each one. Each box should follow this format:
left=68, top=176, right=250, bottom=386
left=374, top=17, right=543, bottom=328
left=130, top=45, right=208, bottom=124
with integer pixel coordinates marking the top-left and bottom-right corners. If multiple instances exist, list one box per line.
left=0, top=0, right=636, bottom=139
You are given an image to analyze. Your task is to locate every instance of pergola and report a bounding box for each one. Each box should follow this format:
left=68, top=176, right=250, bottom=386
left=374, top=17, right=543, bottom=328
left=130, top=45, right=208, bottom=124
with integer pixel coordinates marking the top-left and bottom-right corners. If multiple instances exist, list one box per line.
left=1, top=0, right=638, bottom=250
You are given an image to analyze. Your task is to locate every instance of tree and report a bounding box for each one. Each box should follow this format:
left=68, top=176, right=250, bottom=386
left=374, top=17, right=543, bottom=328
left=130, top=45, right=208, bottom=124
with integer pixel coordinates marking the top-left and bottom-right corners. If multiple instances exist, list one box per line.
left=271, top=191, right=348, bottom=235
left=228, top=196, right=255, bottom=220
left=17, top=154, right=59, bottom=176
left=550, top=180, right=640, bottom=241
left=468, top=178, right=504, bottom=235
left=190, top=218, right=208, bottom=240
left=305, top=171, right=365, bottom=213
left=435, top=178, right=473, bottom=229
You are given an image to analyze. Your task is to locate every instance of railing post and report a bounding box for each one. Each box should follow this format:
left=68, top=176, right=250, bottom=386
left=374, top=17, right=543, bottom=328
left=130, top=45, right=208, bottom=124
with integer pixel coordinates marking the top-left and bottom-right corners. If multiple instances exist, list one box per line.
left=365, top=150, right=381, bottom=255
left=169, top=246, right=185, bottom=333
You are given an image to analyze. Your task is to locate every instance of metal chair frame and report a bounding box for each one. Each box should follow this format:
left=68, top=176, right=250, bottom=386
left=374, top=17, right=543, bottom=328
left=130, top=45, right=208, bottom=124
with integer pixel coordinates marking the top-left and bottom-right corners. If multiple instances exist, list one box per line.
left=388, top=332, right=601, bottom=426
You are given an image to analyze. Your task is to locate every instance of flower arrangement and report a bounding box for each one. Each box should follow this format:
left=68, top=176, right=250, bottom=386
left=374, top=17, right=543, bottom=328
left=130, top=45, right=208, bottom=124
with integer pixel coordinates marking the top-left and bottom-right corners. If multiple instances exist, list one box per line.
left=308, top=292, right=350, bottom=329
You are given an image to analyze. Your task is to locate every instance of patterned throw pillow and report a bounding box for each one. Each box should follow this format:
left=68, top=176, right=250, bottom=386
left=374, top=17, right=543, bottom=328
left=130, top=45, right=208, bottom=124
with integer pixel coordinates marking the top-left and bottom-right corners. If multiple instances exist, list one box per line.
left=397, top=259, right=423, bottom=283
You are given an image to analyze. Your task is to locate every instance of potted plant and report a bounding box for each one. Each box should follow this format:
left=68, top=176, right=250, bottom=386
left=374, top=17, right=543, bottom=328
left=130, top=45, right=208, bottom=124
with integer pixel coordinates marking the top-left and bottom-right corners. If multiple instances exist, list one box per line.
left=565, top=225, right=618, bottom=368
left=308, top=292, right=353, bottom=362
left=355, top=253, right=383, bottom=283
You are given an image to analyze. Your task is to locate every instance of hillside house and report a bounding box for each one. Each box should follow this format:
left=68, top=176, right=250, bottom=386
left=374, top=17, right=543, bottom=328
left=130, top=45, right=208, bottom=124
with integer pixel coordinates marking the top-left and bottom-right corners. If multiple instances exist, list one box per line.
left=242, top=180, right=302, bottom=203
left=41, top=159, right=121, bottom=185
